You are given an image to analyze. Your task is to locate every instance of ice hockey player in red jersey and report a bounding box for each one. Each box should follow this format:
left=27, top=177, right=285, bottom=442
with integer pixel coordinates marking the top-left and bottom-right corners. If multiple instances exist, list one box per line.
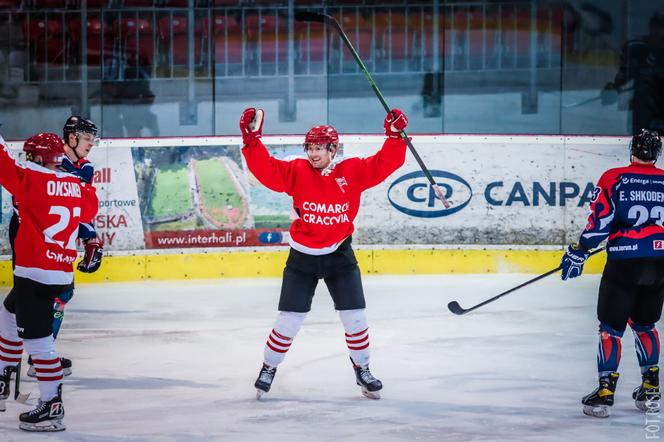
left=0, top=132, right=98, bottom=432
left=240, top=107, right=408, bottom=400
left=21, top=116, right=102, bottom=379
left=561, top=129, right=664, bottom=418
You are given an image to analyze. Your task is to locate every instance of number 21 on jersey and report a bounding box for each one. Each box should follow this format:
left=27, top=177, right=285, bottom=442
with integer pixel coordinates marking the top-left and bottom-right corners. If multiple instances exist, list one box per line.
left=44, top=206, right=81, bottom=250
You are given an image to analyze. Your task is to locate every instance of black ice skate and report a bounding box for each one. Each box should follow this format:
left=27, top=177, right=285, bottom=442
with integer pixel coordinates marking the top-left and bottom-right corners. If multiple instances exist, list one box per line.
left=27, top=356, right=72, bottom=377
left=351, top=358, right=382, bottom=400
left=582, top=372, right=619, bottom=418
left=0, top=365, right=13, bottom=412
left=19, top=384, right=65, bottom=432
left=254, top=364, right=277, bottom=400
left=633, top=366, right=660, bottom=412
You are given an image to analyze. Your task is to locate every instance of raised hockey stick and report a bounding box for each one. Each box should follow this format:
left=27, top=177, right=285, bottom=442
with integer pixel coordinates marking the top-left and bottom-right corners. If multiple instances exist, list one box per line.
left=447, top=247, right=605, bottom=315
left=294, top=11, right=450, bottom=208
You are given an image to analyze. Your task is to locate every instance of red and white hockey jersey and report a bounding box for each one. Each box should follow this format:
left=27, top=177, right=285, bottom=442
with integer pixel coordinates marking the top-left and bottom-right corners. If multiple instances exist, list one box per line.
left=0, top=137, right=98, bottom=284
left=242, top=138, right=406, bottom=254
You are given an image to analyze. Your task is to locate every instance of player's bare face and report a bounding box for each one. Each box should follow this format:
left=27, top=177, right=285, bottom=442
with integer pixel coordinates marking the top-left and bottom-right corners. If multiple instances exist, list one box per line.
left=305, top=144, right=334, bottom=169
left=68, top=132, right=97, bottom=159
left=75, top=133, right=97, bottom=157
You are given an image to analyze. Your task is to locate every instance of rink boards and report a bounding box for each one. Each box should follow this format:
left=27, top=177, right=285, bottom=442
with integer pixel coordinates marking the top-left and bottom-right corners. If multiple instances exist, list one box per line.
left=0, top=246, right=607, bottom=285
left=0, top=134, right=624, bottom=285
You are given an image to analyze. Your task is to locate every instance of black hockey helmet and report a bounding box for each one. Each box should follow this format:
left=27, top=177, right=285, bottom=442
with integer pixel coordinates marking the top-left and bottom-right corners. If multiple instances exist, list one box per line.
left=63, top=115, right=98, bottom=141
left=630, top=129, right=662, bottom=162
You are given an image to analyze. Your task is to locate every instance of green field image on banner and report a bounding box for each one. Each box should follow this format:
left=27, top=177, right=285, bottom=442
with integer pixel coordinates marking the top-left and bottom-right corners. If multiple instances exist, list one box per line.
left=133, top=145, right=248, bottom=233
left=195, top=157, right=248, bottom=228
left=149, top=163, right=194, bottom=226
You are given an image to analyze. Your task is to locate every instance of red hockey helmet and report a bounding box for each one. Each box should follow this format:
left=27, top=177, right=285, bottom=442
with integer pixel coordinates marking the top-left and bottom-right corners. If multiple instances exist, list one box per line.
left=23, top=132, right=66, bottom=166
left=304, top=125, right=339, bottom=151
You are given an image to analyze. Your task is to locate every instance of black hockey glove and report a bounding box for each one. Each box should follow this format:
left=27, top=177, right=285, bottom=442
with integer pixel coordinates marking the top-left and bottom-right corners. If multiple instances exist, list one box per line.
left=77, top=238, right=103, bottom=273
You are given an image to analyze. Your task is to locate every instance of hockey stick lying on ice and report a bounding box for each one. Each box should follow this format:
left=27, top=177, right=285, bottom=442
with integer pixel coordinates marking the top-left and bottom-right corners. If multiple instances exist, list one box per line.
left=294, top=11, right=450, bottom=208
left=447, top=247, right=605, bottom=315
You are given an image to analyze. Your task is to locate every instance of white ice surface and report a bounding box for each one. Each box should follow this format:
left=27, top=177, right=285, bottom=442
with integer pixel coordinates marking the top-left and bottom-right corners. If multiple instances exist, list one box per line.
left=0, top=274, right=654, bottom=441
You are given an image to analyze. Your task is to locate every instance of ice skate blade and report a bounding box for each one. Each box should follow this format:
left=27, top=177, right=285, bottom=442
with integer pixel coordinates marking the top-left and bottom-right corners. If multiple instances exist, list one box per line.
left=256, top=389, right=266, bottom=400
left=19, top=419, right=66, bottom=432
left=361, top=388, right=380, bottom=400
left=583, top=404, right=609, bottom=418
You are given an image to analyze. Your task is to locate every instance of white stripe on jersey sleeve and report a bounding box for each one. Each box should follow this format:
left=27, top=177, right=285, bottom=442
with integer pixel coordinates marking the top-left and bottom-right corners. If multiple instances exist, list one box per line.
left=14, top=266, right=74, bottom=285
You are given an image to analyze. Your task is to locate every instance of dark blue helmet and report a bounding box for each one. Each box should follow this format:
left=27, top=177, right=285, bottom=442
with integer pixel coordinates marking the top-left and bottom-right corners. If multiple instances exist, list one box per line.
left=63, top=115, right=98, bottom=141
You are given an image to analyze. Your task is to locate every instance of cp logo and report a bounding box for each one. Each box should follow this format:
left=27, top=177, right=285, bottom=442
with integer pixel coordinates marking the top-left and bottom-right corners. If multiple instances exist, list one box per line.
left=388, top=170, right=473, bottom=218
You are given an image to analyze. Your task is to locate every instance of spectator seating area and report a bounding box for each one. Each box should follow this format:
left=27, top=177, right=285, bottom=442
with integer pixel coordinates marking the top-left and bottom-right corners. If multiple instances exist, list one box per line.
left=0, top=1, right=565, bottom=81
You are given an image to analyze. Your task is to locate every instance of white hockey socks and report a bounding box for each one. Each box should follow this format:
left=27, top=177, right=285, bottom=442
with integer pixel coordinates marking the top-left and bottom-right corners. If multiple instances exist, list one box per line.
left=0, top=305, right=22, bottom=371
left=263, top=311, right=307, bottom=368
left=339, top=309, right=370, bottom=367
left=23, top=337, right=63, bottom=401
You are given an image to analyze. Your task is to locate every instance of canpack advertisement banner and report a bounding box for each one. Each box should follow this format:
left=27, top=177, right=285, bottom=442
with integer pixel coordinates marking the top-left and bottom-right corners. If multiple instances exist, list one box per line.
left=351, top=136, right=627, bottom=245
left=0, top=136, right=629, bottom=252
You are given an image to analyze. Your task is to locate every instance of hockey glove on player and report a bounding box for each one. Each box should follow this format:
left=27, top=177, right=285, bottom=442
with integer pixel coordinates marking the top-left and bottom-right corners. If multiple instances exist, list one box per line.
left=384, top=108, right=408, bottom=139
left=561, top=244, right=588, bottom=280
left=77, top=238, right=103, bottom=273
left=240, top=108, right=264, bottom=145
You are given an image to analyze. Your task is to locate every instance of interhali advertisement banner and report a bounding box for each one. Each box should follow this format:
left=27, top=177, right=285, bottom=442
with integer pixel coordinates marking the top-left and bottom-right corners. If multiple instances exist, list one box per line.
left=0, top=135, right=631, bottom=253
left=130, top=141, right=293, bottom=249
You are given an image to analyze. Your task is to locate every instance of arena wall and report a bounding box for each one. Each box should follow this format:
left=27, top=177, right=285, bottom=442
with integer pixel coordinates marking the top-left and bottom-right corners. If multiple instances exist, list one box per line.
left=0, top=134, right=626, bottom=284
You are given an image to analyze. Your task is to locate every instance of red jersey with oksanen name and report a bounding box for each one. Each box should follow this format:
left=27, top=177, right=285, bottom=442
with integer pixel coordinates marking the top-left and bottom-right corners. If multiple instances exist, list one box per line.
left=242, top=137, right=406, bottom=254
left=0, top=137, right=98, bottom=284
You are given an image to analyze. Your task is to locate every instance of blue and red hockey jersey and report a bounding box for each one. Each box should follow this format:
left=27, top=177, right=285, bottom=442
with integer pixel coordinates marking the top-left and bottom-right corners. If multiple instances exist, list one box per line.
left=61, top=156, right=94, bottom=184
left=580, top=162, right=664, bottom=259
